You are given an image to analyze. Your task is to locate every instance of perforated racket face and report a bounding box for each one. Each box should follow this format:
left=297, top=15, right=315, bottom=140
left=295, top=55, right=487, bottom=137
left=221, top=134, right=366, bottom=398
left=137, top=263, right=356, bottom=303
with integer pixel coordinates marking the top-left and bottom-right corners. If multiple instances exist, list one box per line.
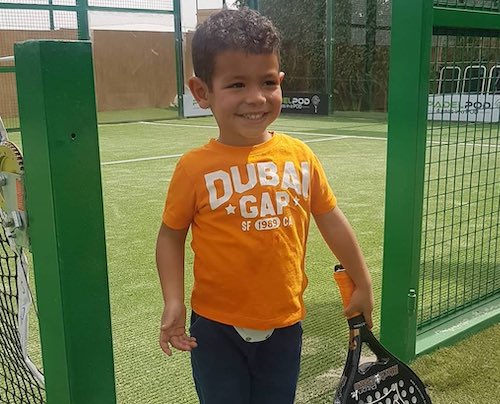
left=334, top=337, right=432, bottom=404
left=356, top=380, right=424, bottom=404
left=348, top=364, right=430, bottom=403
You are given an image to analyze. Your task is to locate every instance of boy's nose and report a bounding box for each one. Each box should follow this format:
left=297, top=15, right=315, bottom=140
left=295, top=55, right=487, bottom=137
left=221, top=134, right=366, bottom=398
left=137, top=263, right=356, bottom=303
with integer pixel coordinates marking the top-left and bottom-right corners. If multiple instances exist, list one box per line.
left=245, top=87, right=266, bottom=105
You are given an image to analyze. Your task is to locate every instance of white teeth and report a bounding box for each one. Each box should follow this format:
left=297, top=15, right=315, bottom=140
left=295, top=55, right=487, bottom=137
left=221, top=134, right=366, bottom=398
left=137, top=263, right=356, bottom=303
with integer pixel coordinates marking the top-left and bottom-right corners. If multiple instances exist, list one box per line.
left=242, top=113, right=264, bottom=120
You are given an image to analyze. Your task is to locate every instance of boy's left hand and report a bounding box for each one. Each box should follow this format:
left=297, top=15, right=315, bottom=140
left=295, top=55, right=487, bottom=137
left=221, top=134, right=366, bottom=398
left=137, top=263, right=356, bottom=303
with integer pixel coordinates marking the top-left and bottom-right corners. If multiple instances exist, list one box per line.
left=344, top=285, right=374, bottom=329
left=159, top=302, right=198, bottom=356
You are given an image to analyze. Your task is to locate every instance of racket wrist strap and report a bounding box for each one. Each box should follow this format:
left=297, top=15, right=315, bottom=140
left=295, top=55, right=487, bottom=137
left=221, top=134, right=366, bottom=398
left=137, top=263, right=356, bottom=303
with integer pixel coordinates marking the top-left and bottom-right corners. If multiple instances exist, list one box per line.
left=348, top=314, right=366, bottom=329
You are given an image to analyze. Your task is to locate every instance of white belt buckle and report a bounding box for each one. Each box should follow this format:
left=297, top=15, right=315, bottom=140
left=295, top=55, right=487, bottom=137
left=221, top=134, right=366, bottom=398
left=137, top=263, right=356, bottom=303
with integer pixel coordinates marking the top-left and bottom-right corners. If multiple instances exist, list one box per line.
left=234, top=326, right=275, bottom=343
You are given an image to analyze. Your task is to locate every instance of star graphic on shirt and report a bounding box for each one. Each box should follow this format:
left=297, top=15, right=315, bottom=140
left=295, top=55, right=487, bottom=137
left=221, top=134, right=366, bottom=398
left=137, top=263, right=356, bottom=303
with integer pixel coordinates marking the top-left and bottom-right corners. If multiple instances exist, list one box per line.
left=293, top=197, right=300, bottom=206
left=225, top=204, right=236, bottom=215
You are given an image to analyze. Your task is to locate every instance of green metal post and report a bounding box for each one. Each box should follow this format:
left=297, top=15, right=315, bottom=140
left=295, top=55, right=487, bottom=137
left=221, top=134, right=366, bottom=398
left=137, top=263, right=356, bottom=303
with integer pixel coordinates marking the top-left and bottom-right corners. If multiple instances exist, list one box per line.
left=433, top=7, right=500, bottom=30
left=325, top=0, right=334, bottom=115
left=362, top=0, right=377, bottom=111
left=48, top=0, right=55, bottom=30
left=174, top=0, right=184, bottom=118
left=380, top=0, right=433, bottom=362
left=76, top=0, right=90, bottom=40
left=247, top=0, right=259, bottom=11
left=0, top=66, right=15, bottom=73
left=15, top=40, right=116, bottom=404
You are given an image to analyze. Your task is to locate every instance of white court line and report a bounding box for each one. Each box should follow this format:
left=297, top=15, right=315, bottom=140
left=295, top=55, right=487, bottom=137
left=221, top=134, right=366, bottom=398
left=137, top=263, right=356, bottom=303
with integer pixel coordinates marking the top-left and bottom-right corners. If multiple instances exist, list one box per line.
left=101, top=153, right=182, bottom=166
left=304, top=137, right=349, bottom=143
left=101, top=137, right=342, bottom=166
left=101, top=119, right=384, bottom=166
left=110, top=121, right=496, bottom=148
left=101, top=122, right=497, bottom=166
left=138, top=121, right=387, bottom=141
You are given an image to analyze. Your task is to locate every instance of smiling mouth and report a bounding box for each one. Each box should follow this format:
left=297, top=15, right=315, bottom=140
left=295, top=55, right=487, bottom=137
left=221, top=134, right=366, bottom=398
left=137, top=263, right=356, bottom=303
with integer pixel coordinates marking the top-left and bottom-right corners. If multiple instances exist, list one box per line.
left=239, top=112, right=268, bottom=120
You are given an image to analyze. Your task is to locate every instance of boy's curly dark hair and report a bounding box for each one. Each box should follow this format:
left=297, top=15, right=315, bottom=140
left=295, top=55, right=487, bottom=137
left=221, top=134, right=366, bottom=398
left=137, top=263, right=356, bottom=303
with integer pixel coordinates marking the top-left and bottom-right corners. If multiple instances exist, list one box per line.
left=191, top=8, right=281, bottom=88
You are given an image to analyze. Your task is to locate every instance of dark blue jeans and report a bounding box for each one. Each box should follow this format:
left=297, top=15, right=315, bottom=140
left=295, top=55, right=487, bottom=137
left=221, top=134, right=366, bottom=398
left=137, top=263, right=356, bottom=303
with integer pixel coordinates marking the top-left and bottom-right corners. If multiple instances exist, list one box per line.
left=189, top=312, right=303, bottom=404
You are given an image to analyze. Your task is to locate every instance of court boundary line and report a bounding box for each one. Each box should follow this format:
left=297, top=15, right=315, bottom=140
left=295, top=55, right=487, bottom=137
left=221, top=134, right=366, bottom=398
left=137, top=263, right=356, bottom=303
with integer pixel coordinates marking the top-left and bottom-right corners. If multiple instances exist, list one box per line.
left=101, top=154, right=183, bottom=166
left=137, top=121, right=388, bottom=141
left=100, top=137, right=350, bottom=166
left=139, top=121, right=498, bottom=148
left=100, top=122, right=498, bottom=166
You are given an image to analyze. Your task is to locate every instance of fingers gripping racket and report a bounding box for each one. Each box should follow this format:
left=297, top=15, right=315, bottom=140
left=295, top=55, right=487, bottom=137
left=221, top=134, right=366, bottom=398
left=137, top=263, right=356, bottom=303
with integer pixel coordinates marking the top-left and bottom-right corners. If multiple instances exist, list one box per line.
left=333, top=264, right=432, bottom=404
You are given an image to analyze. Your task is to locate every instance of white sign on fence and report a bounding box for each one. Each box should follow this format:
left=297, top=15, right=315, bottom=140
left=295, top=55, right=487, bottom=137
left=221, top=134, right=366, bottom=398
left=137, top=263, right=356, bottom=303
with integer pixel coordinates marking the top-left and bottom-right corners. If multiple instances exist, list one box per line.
left=183, top=92, right=213, bottom=118
left=428, top=93, right=500, bottom=122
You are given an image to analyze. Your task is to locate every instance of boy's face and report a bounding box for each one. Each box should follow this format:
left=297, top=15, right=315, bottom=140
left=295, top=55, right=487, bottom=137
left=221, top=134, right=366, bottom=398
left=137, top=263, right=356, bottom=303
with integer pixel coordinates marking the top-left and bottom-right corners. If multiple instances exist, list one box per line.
left=190, top=51, right=284, bottom=147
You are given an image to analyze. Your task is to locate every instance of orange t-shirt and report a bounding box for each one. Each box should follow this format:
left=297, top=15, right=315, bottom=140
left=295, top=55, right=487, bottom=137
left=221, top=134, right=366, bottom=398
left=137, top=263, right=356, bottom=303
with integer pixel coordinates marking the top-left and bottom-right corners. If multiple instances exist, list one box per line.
left=162, top=133, right=336, bottom=329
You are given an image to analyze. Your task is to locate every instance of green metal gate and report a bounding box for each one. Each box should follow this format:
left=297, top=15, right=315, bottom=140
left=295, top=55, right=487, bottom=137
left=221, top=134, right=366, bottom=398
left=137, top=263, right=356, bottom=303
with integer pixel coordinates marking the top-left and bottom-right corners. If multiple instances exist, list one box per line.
left=381, top=0, right=500, bottom=362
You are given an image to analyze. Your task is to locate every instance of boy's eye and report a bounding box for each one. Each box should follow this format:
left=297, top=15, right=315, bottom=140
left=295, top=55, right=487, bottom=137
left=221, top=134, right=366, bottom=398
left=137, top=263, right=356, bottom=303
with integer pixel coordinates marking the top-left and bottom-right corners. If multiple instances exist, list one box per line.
left=265, top=80, right=278, bottom=86
left=228, top=83, right=244, bottom=88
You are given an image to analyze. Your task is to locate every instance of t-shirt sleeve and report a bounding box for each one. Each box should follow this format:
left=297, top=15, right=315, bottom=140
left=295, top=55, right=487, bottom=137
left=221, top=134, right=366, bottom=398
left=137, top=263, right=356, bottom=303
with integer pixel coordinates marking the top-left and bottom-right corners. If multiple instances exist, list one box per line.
left=309, top=153, right=337, bottom=215
left=162, top=159, right=196, bottom=229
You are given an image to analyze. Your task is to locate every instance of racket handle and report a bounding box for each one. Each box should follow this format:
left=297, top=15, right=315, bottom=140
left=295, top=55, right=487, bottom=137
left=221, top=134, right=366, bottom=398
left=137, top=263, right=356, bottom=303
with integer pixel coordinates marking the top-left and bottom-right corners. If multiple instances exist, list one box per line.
left=334, top=264, right=361, bottom=318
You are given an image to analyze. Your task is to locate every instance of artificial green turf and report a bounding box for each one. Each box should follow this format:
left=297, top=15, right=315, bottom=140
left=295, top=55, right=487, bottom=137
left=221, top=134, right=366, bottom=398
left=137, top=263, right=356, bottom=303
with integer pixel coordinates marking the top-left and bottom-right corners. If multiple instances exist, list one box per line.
left=11, top=113, right=498, bottom=403
left=412, top=323, right=500, bottom=403
left=99, top=115, right=498, bottom=404
left=99, top=115, right=387, bottom=403
left=97, top=107, right=179, bottom=124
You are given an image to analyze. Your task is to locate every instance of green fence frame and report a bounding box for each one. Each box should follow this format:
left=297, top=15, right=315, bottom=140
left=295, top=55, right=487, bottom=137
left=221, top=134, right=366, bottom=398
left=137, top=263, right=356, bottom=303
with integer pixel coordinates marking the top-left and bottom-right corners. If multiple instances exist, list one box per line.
left=247, top=0, right=259, bottom=10
left=0, top=0, right=184, bottom=123
left=15, top=40, right=116, bottom=404
left=381, top=0, right=500, bottom=362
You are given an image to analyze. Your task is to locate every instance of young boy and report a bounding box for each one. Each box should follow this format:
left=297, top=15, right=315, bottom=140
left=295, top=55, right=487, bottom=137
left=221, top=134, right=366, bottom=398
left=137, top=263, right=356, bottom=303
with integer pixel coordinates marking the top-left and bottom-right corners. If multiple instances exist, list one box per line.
left=156, top=8, right=374, bottom=404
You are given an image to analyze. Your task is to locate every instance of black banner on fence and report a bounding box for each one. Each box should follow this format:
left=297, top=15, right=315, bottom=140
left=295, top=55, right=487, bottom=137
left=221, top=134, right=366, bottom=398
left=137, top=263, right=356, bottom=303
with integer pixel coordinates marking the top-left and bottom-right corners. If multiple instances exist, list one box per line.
left=281, top=93, right=328, bottom=115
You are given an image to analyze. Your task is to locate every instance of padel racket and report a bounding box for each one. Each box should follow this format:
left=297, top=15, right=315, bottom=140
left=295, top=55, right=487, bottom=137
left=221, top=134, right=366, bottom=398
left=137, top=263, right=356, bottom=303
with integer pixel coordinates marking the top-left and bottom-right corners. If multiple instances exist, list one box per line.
left=333, top=264, right=432, bottom=404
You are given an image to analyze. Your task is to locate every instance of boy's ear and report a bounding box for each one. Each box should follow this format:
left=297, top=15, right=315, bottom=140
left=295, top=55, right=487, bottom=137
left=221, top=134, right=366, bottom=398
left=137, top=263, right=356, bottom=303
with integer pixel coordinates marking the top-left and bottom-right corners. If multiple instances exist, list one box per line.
left=188, top=76, right=210, bottom=109
left=279, top=72, right=285, bottom=83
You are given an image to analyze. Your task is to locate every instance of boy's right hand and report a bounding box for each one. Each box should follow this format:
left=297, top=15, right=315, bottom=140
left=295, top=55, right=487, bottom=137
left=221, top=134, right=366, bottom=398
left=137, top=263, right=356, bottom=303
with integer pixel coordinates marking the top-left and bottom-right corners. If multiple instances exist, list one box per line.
left=159, top=302, right=198, bottom=356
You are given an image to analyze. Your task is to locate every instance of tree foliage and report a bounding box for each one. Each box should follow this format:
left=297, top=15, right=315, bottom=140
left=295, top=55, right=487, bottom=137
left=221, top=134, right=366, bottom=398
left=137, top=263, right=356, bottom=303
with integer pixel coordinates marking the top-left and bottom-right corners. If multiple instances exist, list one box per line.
left=233, top=0, right=391, bottom=111
left=233, top=0, right=327, bottom=93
